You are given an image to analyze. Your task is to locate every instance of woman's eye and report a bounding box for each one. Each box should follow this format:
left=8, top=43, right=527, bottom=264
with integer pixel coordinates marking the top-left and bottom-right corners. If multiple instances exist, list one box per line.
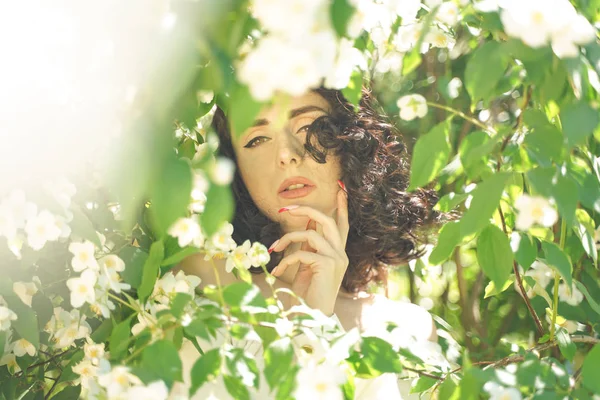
left=244, top=136, right=269, bottom=148
left=297, top=125, right=311, bottom=134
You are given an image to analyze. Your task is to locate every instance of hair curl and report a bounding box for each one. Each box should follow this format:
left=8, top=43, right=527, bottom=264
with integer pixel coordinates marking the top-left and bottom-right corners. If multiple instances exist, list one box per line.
left=213, top=87, right=444, bottom=293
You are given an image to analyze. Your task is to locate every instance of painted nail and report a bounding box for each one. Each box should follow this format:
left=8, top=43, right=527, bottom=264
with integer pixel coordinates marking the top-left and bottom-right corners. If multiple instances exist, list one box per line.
left=337, top=180, right=347, bottom=193
left=278, top=205, right=300, bottom=213
left=305, top=218, right=312, bottom=230
left=268, top=239, right=280, bottom=254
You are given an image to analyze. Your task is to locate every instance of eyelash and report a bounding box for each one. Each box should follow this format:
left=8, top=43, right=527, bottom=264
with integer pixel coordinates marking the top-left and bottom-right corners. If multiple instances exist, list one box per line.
left=244, top=125, right=311, bottom=149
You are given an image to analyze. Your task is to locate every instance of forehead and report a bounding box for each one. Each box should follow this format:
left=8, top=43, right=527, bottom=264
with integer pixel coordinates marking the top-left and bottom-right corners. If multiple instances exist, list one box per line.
left=258, top=91, right=330, bottom=121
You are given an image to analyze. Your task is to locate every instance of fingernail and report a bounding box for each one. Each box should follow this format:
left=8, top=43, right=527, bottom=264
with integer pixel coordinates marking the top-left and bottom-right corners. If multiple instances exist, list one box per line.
left=268, top=239, right=280, bottom=254
left=278, top=205, right=299, bottom=213
left=271, top=266, right=280, bottom=276
left=337, top=180, right=347, bottom=193
left=305, top=219, right=312, bottom=230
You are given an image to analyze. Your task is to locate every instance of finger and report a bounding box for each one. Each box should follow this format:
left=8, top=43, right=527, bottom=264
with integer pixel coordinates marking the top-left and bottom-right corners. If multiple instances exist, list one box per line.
left=336, top=189, right=350, bottom=245
left=301, top=219, right=317, bottom=253
left=271, top=230, right=336, bottom=257
left=272, top=251, right=334, bottom=277
left=279, top=206, right=341, bottom=248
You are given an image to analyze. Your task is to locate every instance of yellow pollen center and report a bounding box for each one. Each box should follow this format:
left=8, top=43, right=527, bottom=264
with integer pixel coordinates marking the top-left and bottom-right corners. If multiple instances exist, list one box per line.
left=315, top=382, right=328, bottom=392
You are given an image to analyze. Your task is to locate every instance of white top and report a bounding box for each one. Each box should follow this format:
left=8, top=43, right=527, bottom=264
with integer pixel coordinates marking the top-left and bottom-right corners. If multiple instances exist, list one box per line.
left=171, top=296, right=436, bottom=399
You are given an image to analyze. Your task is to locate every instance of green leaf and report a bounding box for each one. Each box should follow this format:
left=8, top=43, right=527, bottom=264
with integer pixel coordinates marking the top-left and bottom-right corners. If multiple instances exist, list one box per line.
left=222, top=282, right=267, bottom=308
left=70, top=204, right=102, bottom=248
left=264, top=338, right=294, bottom=391
left=402, top=48, right=422, bottom=75
left=526, top=166, right=554, bottom=198
left=140, top=340, right=182, bottom=388
left=330, top=0, right=355, bottom=38
left=341, top=70, right=363, bottom=109
left=31, top=293, right=54, bottom=330
left=512, top=233, right=537, bottom=271
left=523, top=110, right=563, bottom=167
left=574, top=281, right=600, bottom=317
left=459, top=131, right=489, bottom=168
left=542, top=241, right=573, bottom=289
left=580, top=173, right=600, bottom=214
left=408, top=119, right=451, bottom=191
left=574, top=209, right=597, bottom=267
left=477, top=224, right=514, bottom=290
left=120, top=246, right=149, bottom=289
left=552, top=175, right=578, bottom=226
left=228, top=82, right=265, bottom=136
left=560, top=102, right=600, bottom=148
left=200, top=184, right=234, bottom=237
left=138, top=240, right=165, bottom=303
left=465, top=41, right=509, bottom=102
left=582, top=344, right=600, bottom=393
left=5, top=295, right=39, bottom=349
left=410, top=376, right=438, bottom=394
left=460, top=173, right=509, bottom=238
left=484, top=276, right=514, bottom=298
left=170, top=293, right=193, bottom=319
left=51, top=385, right=82, bottom=400
left=438, top=377, right=458, bottom=400
left=190, top=348, right=222, bottom=396
left=150, top=157, right=193, bottom=236
left=58, top=350, right=84, bottom=383
left=429, top=221, right=462, bottom=265
left=0, top=331, right=5, bottom=358
left=223, top=374, right=250, bottom=400
left=434, top=192, right=468, bottom=212
left=357, top=337, right=403, bottom=377
left=109, top=315, right=134, bottom=360
left=556, top=328, right=576, bottom=361
left=161, top=246, right=202, bottom=267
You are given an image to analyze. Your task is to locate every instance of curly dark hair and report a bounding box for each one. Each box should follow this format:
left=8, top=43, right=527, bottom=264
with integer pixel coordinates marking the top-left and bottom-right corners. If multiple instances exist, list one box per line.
left=213, top=87, right=443, bottom=293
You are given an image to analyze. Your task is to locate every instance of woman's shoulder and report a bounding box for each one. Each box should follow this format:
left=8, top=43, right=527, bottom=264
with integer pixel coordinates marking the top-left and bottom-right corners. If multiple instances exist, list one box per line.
left=360, top=294, right=437, bottom=342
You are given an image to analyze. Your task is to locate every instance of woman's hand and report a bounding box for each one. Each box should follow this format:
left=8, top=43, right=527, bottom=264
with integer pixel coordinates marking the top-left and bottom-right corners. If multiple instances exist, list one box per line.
left=269, top=188, right=349, bottom=317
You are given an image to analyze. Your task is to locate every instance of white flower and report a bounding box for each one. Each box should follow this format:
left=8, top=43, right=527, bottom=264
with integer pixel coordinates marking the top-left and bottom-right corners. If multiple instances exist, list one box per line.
left=25, top=210, right=61, bottom=250
left=550, top=14, right=596, bottom=59
left=205, top=223, right=237, bottom=257
left=0, top=353, right=21, bottom=374
left=168, top=217, right=204, bottom=248
left=424, top=26, right=456, bottom=49
left=324, top=39, right=367, bottom=90
left=436, top=2, right=461, bottom=26
left=558, top=283, right=584, bottom=306
left=294, top=360, right=346, bottom=400
left=275, top=318, right=295, bottom=337
left=484, top=382, right=522, bottom=400
left=226, top=240, right=253, bottom=273
left=51, top=309, right=92, bottom=348
left=44, top=177, right=76, bottom=209
left=210, top=157, right=236, bottom=186
left=397, top=94, right=428, bottom=121
left=99, top=255, right=125, bottom=272
left=84, top=339, right=105, bottom=365
left=11, top=338, right=36, bottom=357
left=66, top=269, right=98, bottom=308
left=247, top=242, right=270, bottom=267
left=394, top=23, right=425, bottom=52
left=73, top=359, right=100, bottom=391
left=68, top=240, right=99, bottom=272
left=13, top=281, right=38, bottom=307
left=190, top=171, right=209, bottom=214
left=514, top=195, right=558, bottom=231
left=6, top=233, right=25, bottom=260
left=0, top=300, right=18, bottom=332
left=474, top=0, right=501, bottom=12
left=252, top=0, right=327, bottom=36
left=1, top=190, right=37, bottom=230
left=390, top=0, right=422, bottom=22
left=152, top=270, right=201, bottom=304
left=55, top=215, right=72, bottom=239
left=126, top=381, right=169, bottom=400
left=89, top=289, right=116, bottom=319
left=524, top=261, right=553, bottom=290
left=98, top=366, right=142, bottom=398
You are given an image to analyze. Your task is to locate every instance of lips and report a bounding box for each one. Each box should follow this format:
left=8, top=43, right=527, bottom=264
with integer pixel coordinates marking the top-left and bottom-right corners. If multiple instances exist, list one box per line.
left=277, top=176, right=316, bottom=199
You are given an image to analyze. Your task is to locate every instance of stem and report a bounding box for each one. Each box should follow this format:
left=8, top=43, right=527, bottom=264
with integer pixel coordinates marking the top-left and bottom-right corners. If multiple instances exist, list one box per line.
left=498, top=205, right=545, bottom=336
left=426, top=102, right=496, bottom=134
left=550, top=219, right=568, bottom=341
left=108, top=292, right=138, bottom=312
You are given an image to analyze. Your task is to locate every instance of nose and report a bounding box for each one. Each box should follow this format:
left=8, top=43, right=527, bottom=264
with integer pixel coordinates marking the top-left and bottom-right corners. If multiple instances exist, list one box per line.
left=276, top=131, right=304, bottom=168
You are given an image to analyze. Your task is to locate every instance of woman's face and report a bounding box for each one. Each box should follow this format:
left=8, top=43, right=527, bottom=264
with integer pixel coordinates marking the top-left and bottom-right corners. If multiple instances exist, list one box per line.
left=231, top=91, right=342, bottom=233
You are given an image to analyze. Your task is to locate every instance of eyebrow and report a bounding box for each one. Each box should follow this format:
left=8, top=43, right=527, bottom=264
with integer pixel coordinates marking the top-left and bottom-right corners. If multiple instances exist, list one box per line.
left=250, top=105, right=328, bottom=128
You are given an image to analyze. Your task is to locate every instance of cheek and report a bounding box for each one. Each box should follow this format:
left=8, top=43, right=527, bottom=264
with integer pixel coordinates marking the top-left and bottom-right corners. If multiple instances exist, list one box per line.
left=237, top=159, right=278, bottom=217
